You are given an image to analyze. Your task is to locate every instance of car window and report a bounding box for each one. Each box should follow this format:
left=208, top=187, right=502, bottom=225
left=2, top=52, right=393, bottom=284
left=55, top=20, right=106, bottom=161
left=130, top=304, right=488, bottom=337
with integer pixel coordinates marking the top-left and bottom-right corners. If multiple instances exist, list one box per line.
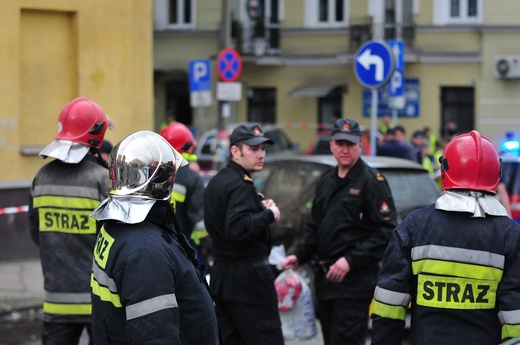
left=502, top=161, right=520, bottom=194
left=200, top=134, right=216, bottom=155
left=380, top=169, right=440, bottom=219
left=264, top=129, right=292, bottom=154
left=313, top=138, right=332, bottom=155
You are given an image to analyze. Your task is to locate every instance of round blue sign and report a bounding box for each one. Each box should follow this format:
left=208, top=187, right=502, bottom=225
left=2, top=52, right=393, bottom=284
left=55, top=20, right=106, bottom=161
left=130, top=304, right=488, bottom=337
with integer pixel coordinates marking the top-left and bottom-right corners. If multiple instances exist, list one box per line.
left=354, top=41, right=395, bottom=89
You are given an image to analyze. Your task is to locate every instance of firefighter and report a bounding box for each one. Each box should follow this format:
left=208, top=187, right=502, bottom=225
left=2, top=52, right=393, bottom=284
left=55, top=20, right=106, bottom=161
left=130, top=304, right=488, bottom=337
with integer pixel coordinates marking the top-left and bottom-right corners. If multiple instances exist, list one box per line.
left=371, top=130, right=520, bottom=345
left=29, top=97, right=113, bottom=344
left=90, top=131, right=219, bottom=344
left=160, top=123, right=210, bottom=264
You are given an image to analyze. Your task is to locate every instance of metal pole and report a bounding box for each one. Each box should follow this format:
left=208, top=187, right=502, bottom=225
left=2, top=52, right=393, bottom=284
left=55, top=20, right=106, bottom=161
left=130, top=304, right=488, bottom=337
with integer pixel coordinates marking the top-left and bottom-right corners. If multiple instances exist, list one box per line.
left=392, top=0, right=403, bottom=125
left=371, top=89, right=378, bottom=156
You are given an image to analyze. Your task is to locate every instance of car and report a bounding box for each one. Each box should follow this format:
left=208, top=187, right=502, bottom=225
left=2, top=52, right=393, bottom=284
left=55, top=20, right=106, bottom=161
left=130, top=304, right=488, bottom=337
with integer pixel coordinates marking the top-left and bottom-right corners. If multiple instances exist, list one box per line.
left=253, top=154, right=442, bottom=254
left=253, top=154, right=441, bottom=313
left=499, top=155, right=520, bottom=223
left=195, top=123, right=298, bottom=171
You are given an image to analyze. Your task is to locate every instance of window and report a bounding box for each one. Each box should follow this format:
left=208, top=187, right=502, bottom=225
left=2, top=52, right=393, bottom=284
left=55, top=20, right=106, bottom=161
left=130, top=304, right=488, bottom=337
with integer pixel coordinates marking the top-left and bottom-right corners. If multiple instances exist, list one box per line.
left=304, top=0, right=349, bottom=28
left=433, top=0, right=482, bottom=25
left=154, top=0, right=195, bottom=30
left=441, top=87, right=474, bottom=138
left=247, top=87, right=276, bottom=123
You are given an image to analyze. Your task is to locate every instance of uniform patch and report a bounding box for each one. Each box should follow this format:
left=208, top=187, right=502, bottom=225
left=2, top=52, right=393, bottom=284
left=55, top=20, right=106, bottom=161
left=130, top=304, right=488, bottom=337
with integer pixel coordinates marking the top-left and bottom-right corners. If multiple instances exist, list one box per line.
left=349, top=188, right=360, bottom=195
left=379, top=201, right=391, bottom=214
left=244, top=174, right=253, bottom=182
left=376, top=173, right=385, bottom=181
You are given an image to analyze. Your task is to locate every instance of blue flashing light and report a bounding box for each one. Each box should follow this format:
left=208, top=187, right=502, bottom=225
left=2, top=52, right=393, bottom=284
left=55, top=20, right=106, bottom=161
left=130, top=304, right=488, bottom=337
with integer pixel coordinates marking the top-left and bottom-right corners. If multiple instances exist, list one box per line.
left=501, top=140, right=520, bottom=154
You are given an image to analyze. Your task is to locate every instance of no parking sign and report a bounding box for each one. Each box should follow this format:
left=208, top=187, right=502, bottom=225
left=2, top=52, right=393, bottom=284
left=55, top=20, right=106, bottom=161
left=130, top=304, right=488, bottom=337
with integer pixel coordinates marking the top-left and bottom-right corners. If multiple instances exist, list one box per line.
left=216, top=48, right=242, bottom=82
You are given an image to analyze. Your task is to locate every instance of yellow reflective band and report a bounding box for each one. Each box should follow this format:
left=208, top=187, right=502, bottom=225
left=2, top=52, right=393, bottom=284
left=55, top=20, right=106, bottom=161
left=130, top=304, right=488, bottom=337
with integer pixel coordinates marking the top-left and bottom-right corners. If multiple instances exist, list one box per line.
left=412, top=259, right=503, bottom=281
left=182, top=152, right=198, bottom=162
left=43, top=301, right=91, bottom=315
left=38, top=209, right=97, bottom=234
left=417, top=274, right=497, bottom=310
left=94, top=228, right=115, bottom=269
left=190, top=229, right=209, bottom=245
left=33, top=195, right=100, bottom=209
left=171, top=191, right=186, bottom=204
left=371, top=300, right=407, bottom=320
left=502, top=324, right=520, bottom=341
left=91, top=274, right=122, bottom=308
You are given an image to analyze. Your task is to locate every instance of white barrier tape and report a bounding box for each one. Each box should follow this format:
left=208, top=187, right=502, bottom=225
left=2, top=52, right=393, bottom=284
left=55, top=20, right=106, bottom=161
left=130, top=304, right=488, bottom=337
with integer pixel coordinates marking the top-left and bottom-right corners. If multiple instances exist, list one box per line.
left=280, top=122, right=333, bottom=130
left=0, top=205, right=29, bottom=215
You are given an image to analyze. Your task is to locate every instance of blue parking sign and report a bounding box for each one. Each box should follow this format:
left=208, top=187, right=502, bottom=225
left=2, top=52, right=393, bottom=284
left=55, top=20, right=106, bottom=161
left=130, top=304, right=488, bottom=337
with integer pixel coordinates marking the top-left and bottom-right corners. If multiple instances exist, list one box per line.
left=189, top=59, right=211, bottom=92
left=388, top=40, right=404, bottom=100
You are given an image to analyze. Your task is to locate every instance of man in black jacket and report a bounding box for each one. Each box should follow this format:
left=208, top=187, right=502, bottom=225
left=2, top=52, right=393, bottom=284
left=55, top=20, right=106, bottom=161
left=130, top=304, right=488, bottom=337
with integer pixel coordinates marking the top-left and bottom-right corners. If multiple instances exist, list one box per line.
left=282, top=118, right=397, bottom=345
left=204, top=123, right=284, bottom=345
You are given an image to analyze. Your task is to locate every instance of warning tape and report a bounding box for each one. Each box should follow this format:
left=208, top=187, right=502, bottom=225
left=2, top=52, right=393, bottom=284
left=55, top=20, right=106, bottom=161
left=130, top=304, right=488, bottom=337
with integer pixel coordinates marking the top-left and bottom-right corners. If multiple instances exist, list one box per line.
left=280, top=122, right=334, bottom=130
left=0, top=205, right=29, bottom=215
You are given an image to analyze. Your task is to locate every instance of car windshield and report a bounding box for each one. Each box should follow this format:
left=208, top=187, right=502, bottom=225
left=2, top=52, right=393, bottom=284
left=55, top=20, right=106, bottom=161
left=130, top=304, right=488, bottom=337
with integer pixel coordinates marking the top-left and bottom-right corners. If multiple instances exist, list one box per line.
left=379, top=169, right=440, bottom=217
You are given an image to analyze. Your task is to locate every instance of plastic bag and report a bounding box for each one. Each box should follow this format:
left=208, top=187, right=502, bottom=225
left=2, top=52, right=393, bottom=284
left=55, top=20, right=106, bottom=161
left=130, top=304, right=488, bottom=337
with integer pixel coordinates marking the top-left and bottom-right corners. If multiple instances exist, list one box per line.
left=268, top=245, right=286, bottom=270
left=275, top=269, right=317, bottom=340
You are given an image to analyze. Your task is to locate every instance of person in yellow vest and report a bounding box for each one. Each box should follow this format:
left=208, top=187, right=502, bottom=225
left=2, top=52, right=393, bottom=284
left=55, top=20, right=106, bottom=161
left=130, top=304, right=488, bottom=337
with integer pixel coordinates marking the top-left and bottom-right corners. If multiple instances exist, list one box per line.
left=29, top=97, right=113, bottom=344
left=423, top=126, right=438, bottom=155
left=378, top=114, right=395, bottom=135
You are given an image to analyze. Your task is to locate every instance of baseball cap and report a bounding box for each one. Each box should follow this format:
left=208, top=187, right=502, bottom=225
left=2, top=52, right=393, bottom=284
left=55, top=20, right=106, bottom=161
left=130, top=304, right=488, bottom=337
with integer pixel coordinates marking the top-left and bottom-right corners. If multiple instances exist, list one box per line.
left=412, top=130, right=425, bottom=138
left=330, top=118, right=361, bottom=144
left=230, top=123, right=274, bottom=146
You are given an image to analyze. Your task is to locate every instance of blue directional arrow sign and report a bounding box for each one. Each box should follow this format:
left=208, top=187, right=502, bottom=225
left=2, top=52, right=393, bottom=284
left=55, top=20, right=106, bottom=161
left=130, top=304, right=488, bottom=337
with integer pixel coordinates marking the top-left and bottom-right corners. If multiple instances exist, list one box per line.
left=354, top=41, right=395, bottom=89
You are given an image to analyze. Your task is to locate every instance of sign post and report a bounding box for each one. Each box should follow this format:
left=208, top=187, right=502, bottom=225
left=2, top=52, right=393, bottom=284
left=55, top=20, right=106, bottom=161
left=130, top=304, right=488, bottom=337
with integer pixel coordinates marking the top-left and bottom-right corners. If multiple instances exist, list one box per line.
left=189, top=59, right=212, bottom=137
left=215, top=48, right=243, bottom=170
left=354, top=41, right=395, bottom=156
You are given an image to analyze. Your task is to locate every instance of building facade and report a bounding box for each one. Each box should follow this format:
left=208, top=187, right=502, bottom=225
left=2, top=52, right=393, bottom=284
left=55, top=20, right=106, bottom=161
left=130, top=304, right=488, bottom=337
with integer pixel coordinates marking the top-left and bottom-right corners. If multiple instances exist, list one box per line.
left=153, top=0, right=520, bottom=150
left=0, top=0, right=153, bottom=182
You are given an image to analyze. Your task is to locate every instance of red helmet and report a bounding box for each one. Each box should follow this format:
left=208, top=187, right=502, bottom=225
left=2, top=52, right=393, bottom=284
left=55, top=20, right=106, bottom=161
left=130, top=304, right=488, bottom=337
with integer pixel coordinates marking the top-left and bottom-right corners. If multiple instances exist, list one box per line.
left=440, top=130, right=501, bottom=193
left=160, top=122, right=196, bottom=154
left=55, top=97, right=112, bottom=148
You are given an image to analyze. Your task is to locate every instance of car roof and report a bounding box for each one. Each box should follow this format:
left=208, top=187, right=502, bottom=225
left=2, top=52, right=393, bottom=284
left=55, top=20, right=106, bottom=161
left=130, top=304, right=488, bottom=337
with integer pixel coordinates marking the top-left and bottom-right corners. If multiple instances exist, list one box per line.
left=201, top=123, right=281, bottom=136
left=266, top=154, right=427, bottom=171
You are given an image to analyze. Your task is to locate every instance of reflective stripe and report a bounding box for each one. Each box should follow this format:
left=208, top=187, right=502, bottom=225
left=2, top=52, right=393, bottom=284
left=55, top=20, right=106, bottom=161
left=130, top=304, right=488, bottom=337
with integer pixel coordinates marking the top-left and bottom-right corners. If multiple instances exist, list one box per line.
left=43, top=302, right=91, bottom=315
left=92, top=262, right=118, bottom=292
left=371, top=300, right=407, bottom=320
left=93, top=228, right=115, bottom=269
left=126, top=294, right=178, bottom=320
left=499, top=309, right=520, bottom=325
left=193, top=220, right=205, bottom=232
left=33, top=184, right=102, bottom=200
left=416, top=274, right=497, bottom=309
left=412, top=259, right=503, bottom=281
left=45, top=291, right=91, bottom=303
left=411, top=245, right=505, bottom=269
left=170, top=184, right=187, bottom=209
left=502, top=323, right=520, bottom=340
left=373, top=287, right=411, bottom=307
left=33, top=195, right=100, bottom=209
left=90, top=274, right=122, bottom=308
left=38, top=208, right=97, bottom=234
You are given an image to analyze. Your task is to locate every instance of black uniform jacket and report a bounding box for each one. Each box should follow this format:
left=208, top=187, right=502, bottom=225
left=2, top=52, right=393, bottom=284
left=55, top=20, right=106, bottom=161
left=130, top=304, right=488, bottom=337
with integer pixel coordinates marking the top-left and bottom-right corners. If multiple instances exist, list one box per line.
left=294, top=157, right=397, bottom=300
left=91, top=203, right=219, bottom=345
left=204, top=160, right=277, bottom=304
left=371, top=205, right=520, bottom=345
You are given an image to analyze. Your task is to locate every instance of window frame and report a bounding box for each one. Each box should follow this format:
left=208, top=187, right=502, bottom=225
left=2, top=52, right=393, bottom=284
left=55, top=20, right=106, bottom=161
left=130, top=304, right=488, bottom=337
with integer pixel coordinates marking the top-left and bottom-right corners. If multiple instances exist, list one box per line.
left=154, top=0, right=196, bottom=30
left=304, top=0, right=350, bottom=28
left=433, top=0, right=482, bottom=25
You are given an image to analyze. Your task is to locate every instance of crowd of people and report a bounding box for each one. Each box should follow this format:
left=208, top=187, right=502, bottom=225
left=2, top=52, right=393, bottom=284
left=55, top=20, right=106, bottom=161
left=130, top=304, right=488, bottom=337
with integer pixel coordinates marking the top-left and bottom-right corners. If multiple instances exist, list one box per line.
left=28, top=97, right=520, bottom=345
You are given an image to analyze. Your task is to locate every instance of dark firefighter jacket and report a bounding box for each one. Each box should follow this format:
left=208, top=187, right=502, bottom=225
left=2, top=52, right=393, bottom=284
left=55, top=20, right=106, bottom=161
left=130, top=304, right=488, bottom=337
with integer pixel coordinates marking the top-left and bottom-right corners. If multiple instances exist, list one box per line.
left=170, top=166, right=208, bottom=246
left=371, top=204, right=520, bottom=345
left=90, top=203, right=219, bottom=345
left=204, top=160, right=277, bottom=305
left=293, top=157, right=397, bottom=300
left=28, top=154, right=108, bottom=323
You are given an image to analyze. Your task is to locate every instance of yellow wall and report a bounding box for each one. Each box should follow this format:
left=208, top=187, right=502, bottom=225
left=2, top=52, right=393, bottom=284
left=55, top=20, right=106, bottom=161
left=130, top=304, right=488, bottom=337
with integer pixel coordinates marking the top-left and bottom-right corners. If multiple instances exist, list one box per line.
left=0, top=0, right=153, bottom=182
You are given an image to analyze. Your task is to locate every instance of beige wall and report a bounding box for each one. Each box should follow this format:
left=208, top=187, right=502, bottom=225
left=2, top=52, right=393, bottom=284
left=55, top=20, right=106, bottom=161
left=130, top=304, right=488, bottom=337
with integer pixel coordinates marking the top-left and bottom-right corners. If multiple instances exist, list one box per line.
left=0, top=0, right=153, bottom=182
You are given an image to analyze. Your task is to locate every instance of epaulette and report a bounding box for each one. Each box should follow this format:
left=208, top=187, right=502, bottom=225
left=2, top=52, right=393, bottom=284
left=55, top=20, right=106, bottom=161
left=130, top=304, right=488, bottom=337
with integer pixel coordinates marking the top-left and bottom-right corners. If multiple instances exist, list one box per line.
left=368, top=167, right=386, bottom=182
left=244, top=174, right=253, bottom=182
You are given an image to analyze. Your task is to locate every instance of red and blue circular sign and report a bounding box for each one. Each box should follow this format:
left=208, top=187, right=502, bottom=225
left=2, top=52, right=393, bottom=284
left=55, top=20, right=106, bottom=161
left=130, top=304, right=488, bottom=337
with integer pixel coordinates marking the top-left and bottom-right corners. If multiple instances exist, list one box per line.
left=217, top=48, right=242, bottom=82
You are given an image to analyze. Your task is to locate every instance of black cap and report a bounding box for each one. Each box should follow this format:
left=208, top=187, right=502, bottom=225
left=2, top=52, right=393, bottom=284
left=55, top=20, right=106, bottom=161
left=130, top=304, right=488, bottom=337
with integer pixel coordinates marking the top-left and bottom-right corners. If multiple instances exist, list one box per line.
left=230, top=123, right=274, bottom=146
left=331, top=118, right=361, bottom=144
left=412, top=130, right=425, bottom=138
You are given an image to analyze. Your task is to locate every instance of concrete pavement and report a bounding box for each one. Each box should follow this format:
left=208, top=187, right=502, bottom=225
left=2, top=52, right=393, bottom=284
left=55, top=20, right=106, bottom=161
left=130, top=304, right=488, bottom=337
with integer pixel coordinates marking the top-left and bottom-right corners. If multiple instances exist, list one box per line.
left=0, top=259, right=43, bottom=315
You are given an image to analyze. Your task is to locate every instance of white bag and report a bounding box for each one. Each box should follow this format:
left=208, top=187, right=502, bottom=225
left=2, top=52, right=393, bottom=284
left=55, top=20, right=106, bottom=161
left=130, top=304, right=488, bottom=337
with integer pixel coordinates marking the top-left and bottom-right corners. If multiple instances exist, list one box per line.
left=275, top=269, right=317, bottom=340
